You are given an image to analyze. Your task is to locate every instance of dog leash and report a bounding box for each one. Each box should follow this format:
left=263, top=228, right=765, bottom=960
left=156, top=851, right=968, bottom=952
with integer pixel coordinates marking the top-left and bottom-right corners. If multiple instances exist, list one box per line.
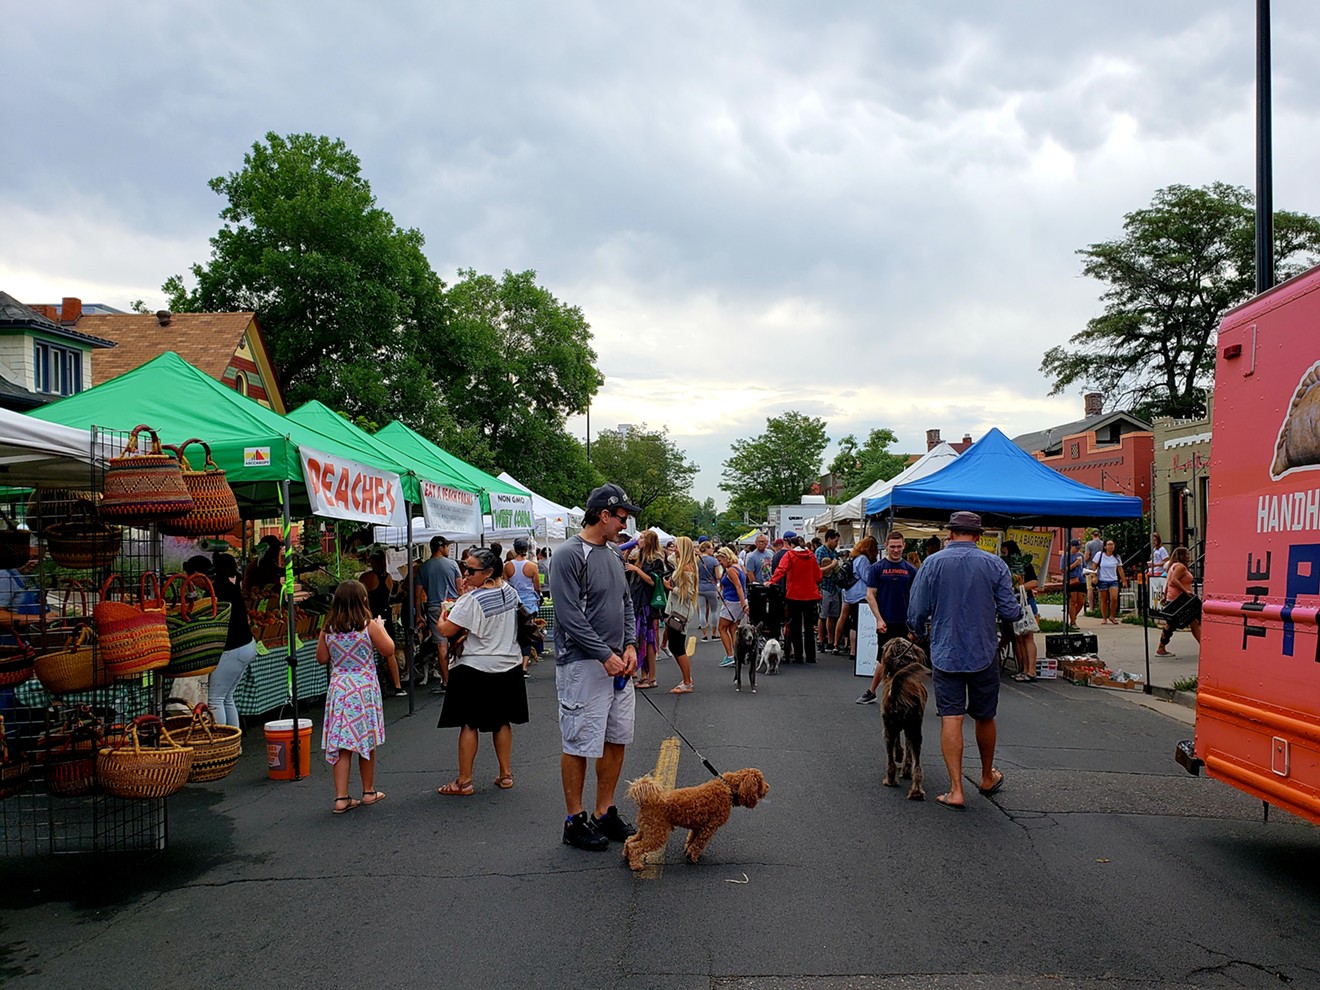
left=633, top=686, right=722, bottom=779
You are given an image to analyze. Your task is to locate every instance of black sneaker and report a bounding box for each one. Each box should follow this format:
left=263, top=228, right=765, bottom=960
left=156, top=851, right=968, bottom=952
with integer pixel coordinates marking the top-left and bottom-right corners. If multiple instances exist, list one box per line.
left=562, top=812, right=609, bottom=851
left=590, top=805, right=636, bottom=842
left=855, top=690, right=877, bottom=705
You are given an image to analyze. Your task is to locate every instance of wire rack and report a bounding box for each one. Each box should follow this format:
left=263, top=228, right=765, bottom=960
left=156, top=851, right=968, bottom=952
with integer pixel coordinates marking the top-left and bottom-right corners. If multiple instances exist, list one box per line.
left=1, top=426, right=169, bottom=857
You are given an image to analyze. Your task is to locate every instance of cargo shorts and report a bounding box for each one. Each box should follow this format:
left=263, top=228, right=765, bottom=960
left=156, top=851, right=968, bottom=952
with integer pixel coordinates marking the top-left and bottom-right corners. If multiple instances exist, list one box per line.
left=555, top=658, right=635, bottom=758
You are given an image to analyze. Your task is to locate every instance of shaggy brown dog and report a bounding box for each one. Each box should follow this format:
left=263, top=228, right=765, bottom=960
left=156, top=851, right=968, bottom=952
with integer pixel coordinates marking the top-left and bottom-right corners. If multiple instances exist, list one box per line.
left=623, top=768, right=769, bottom=870
left=880, top=638, right=928, bottom=800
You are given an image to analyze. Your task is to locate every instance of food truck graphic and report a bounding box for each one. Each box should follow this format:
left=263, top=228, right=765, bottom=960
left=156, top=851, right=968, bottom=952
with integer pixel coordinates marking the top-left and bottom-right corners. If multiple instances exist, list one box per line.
left=1177, top=262, right=1320, bottom=825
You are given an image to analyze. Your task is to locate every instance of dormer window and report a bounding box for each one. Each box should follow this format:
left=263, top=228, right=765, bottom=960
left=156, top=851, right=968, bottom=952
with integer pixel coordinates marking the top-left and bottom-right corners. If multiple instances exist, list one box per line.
left=33, top=341, right=83, bottom=395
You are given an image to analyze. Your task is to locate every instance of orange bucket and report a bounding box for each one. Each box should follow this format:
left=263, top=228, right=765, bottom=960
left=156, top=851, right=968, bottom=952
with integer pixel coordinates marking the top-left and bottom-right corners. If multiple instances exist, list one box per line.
left=264, top=718, right=312, bottom=780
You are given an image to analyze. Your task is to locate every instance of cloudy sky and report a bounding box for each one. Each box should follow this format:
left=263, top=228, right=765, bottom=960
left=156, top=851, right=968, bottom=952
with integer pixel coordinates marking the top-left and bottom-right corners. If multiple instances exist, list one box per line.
left=5, top=2, right=1318, bottom=505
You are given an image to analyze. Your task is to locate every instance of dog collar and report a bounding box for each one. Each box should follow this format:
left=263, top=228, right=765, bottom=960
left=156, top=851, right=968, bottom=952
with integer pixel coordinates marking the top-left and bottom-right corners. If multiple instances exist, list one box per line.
left=727, top=780, right=741, bottom=807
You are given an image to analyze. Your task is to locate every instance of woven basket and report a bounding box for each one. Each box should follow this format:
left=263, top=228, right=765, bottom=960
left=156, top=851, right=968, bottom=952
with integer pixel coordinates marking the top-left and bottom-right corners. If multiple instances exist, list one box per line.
left=96, top=715, right=193, bottom=800
left=164, top=702, right=242, bottom=783
left=34, top=626, right=107, bottom=694
left=0, top=715, right=30, bottom=800
left=0, top=510, right=30, bottom=569
left=40, top=721, right=101, bottom=797
left=26, top=488, right=100, bottom=532
left=101, top=425, right=195, bottom=522
left=163, top=573, right=232, bottom=677
left=0, top=631, right=36, bottom=688
left=95, top=573, right=171, bottom=679
left=158, top=440, right=240, bottom=537
left=43, top=499, right=122, bottom=569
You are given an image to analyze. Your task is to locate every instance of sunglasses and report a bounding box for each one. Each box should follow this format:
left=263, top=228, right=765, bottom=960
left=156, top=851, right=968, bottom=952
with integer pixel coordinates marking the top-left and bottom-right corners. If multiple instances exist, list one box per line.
left=461, top=564, right=488, bottom=575
left=610, top=511, right=630, bottom=523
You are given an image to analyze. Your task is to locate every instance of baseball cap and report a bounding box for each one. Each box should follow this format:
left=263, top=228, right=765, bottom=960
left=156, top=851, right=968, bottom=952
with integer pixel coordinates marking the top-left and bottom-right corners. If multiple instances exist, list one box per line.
left=1070, top=538, right=1081, bottom=546
left=782, top=530, right=798, bottom=540
left=513, top=537, right=529, bottom=554
left=585, top=483, right=640, bottom=514
left=945, top=510, right=984, bottom=534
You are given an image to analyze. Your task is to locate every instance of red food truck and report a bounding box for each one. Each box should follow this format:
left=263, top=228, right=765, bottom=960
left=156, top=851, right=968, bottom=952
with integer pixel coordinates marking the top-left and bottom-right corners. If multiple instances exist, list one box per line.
left=1176, top=261, right=1320, bottom=824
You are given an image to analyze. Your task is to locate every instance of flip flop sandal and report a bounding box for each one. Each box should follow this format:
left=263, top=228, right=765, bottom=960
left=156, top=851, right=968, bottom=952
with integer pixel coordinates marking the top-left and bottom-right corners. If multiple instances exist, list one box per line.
left=332, top=796, right=361, bottom=815
left=978, top=769, right=1006, bottom=796
left=669, top=683, right=694, bottom=694
left=437, top=779, right=475, bottom=796
left=494, top=774, right=514, bottom=789
left=361, top=789, right=387, bottom=805
left=935, top=793, right=965, bottom=811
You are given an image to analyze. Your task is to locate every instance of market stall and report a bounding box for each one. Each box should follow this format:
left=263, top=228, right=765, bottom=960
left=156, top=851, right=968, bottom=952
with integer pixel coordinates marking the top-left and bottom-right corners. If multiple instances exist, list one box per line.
left=861, top=427, right=1144, bottom=679
left=808, top=442, right=959, bottom=538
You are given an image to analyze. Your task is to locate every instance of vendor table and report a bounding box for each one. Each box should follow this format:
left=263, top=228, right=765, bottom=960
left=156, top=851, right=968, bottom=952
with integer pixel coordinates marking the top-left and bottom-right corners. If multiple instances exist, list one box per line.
left=234, top=640, right=327, bottom=716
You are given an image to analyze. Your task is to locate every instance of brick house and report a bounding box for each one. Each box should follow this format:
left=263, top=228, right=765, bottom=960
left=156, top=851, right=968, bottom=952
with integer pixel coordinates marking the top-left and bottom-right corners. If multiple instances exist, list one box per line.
left=0, top=292, right=115, bottom=410
left=27, top=297, right=286, bottom=414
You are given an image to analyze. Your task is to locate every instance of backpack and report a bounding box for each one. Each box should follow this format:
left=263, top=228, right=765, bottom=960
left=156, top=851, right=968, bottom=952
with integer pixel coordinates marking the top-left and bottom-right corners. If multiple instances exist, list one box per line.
left=834, top=555, right=859, bottom=591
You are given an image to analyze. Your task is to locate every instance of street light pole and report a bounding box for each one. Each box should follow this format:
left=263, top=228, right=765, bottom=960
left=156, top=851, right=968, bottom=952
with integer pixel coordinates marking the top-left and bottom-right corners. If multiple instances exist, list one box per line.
left=1256, top=0, right=1275, bottom=293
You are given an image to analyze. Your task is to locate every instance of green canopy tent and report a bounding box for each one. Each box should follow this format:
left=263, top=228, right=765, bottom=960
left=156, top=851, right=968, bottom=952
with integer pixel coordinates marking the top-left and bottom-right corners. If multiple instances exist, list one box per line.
left=374, top=419, right=527, bottom=514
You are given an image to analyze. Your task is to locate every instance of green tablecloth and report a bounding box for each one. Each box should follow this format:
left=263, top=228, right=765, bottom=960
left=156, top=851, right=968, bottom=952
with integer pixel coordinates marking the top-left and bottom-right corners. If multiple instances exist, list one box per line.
left=234, top=640, right=328, bottom=716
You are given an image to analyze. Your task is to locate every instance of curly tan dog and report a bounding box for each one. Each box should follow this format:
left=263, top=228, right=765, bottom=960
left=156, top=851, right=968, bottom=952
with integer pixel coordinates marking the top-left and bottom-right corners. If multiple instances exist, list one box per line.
left=880, top=638, right=928, bottom=801
left=623, top=768, right=769, bottom=870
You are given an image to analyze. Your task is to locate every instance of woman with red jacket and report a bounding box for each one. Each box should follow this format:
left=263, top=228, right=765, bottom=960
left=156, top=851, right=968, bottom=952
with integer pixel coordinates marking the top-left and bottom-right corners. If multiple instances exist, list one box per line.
left=770, top=534, right=823, bottom=664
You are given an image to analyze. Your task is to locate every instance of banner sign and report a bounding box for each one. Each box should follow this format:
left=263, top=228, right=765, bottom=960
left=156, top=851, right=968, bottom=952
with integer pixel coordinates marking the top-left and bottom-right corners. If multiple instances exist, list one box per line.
left=488, top=491, right=535, bottom=532
left=299, top=446, right=406, bottom=527
left=1006, top=528, right=1055, bottom=579
left=419, top=479, right=482, bottom=535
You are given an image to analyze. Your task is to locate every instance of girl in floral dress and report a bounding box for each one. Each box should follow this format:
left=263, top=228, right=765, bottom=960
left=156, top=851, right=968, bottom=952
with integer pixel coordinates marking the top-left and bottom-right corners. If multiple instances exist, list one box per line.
left=316, top=579, right=395, bottom=815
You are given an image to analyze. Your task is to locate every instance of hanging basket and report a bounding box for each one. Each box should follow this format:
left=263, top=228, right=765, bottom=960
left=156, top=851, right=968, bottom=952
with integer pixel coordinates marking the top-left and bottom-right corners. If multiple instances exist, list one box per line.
left=163, top=701, right=242, bottom=783
left=96, top=715, right=193, bottom=800
left=0, top=630, right=36, bottom=689
left=162, top=573, right=232, bottom=677
left=0, top=714, right=31, bottom=800
left=94, top=573, right=171, bottom=679
left=38, top=712, right=102, bottom=797
left=34, top=583, right=107, bottom=694
left=100, top=425, right=195, bottom=523
left=43, top=499, right=121, bottom=569
left=157, top=439, right=240, bottom=537
left=25, top=488, right=100, bottom=533
left=0, top=510, right=31, bottom=569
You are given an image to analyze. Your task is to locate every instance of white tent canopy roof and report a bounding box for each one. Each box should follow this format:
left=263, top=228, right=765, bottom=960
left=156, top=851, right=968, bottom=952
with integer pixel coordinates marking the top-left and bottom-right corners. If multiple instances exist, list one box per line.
left=496, top=472, right=583, bottom=541
left=808, top=443, right=961, bottom=529
left=1, top=407, right=112, bottom=488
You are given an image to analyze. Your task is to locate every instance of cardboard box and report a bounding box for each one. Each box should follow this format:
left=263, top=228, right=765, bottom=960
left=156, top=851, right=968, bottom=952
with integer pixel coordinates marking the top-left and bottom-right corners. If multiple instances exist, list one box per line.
left=1045, top=633, right=1098, bottom=658
left=1088, top=674, right=1143, bottom=691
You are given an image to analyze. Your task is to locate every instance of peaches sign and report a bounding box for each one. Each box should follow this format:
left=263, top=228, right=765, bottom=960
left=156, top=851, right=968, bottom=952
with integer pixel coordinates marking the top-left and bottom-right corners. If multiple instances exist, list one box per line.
left=300, top=446, right=407, bottom=527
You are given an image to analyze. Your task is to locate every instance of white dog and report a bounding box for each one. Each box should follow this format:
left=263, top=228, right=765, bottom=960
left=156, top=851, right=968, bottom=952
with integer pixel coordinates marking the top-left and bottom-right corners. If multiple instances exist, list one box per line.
left=757, top=637, right=782, bottom=675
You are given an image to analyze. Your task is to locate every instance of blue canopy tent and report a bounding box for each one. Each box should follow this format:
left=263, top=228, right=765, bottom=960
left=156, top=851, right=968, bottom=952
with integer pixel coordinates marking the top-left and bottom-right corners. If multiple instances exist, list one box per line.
left=865, top=428, right=1143, bottom=525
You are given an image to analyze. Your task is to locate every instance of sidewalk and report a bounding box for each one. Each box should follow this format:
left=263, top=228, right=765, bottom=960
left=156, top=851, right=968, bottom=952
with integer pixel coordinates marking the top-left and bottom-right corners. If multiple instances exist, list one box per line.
left=1034, top=604, right=1199, bottom=708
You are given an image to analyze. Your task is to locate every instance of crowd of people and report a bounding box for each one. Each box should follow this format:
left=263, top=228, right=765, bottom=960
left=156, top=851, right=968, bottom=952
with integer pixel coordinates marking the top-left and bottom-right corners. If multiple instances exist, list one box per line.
left=296, top=485, right=1203, bottom=841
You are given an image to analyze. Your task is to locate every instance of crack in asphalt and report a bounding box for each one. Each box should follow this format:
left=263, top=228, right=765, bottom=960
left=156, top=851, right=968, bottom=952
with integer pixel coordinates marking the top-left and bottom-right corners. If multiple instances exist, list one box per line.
left=1187, top=940, right=1303, bottom=985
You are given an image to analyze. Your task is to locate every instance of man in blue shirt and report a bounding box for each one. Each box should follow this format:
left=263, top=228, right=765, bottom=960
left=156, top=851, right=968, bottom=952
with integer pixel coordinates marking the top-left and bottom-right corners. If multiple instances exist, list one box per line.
left=856, top=530, right=917, bottom=704
left=907, top=511, right=1021, bottom=810
left=815, top=529, right=842, bottom=652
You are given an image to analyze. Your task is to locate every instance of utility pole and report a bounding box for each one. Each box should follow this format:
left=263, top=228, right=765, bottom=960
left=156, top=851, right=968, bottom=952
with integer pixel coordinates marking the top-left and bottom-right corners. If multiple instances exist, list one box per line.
left=1256, top=0, right=1274, bottom=293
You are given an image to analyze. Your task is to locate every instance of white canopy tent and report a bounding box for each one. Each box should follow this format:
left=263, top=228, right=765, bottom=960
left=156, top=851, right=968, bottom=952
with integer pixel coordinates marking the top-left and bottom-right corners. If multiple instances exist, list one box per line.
left=0, top=407, right=112, bottom=488
left=808, top=442, right=960, bottom=531
left=496, top=471, right=583, bottom=541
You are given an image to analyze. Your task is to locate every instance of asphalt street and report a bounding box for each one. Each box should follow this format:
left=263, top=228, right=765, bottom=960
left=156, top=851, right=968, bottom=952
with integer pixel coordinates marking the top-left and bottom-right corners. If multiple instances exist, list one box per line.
left=2, top=637, right=1317, bottom=990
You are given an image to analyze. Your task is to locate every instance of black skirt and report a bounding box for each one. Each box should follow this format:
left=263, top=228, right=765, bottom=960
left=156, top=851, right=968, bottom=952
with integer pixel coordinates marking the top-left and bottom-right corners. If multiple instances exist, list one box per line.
left=437, top=664, right=529, bottom=732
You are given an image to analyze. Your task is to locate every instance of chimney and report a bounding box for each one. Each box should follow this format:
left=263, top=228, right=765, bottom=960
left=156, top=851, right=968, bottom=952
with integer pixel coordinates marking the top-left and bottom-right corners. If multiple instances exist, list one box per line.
left=926, top=429, right=942, bottom=451
left=60, top=297, right=82, bottom=324
left=1084, top=392, right=1103, bottom=417
left=156, top=310, right=172, bottom=327
left=962, top=434, right=973, bottom=445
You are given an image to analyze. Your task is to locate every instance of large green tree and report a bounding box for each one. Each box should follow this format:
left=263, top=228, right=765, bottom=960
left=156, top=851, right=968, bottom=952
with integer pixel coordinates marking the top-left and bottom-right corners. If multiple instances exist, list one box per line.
left=721, top=411, right=830, bottom=521
left=164, top=132, right=461, bottom=437
left=645, top=495, right=719, bottom=539
left=441, top=268, right=602, bottom=497
left=828, top=428, right=908, bottom=500
left=588, top=425, right=697, bottom=526
left=1041, top=182, right=1320, bottom=419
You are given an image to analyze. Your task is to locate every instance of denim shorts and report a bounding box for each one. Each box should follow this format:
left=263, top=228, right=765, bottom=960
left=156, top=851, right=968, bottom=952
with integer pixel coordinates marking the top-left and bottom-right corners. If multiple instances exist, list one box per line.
left=555, top=659, right=635, bottom=758
left=1097, top=579, right=1119, bottom=591
left=932, top=664, right=1000, bottom=720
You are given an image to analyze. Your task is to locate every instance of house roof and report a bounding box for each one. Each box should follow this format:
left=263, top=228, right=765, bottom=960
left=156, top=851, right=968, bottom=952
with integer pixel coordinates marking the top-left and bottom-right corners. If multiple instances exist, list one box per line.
left=76, top=311, right=258, bottom=383
left=0, top=370, right=52, bottom=410
left=0, top=291, right=116, bottom=347
left=1012, top=411, right=1151, bottom=456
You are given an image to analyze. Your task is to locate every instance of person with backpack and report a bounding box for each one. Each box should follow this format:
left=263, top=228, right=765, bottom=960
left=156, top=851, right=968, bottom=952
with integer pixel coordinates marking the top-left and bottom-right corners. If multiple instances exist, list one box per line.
left=815, top=529, right=843, bottom=654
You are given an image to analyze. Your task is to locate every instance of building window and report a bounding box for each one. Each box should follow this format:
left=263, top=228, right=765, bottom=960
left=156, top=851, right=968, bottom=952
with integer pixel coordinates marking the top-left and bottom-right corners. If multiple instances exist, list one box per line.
left=32, top=341, right=83, bottom=396
left=234, top=372, right=248, bottom=396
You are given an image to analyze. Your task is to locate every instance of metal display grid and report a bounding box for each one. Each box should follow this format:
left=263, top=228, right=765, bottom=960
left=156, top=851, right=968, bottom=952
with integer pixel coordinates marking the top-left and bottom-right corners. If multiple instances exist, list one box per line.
left=1, top=427, right=168, bottom=857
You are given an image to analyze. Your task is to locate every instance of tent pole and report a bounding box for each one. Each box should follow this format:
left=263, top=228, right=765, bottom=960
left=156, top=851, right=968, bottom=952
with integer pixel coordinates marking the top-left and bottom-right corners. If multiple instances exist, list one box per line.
left=282, top=480, right=302, bottom=780
left=404, top=504, right=415, bottom=715
left=1063, top=527, right=1071, bottom=635
left=1144, top=462, right=1155, bottom=694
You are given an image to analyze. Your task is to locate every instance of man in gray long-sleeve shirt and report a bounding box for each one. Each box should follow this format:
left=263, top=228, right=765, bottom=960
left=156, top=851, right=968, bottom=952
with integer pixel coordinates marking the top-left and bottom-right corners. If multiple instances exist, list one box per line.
left=549, top=483, right=641, bottom=851
left=908, top=510, right=1022, bottom=809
